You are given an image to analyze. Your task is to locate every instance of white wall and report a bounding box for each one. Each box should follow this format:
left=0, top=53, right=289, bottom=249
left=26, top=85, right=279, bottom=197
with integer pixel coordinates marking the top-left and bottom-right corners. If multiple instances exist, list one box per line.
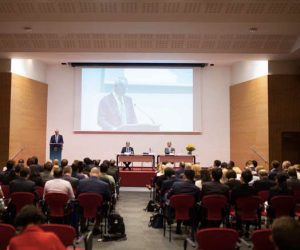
left=46, top=65, right=230, bottom=167
left=231, top=61, right=268, bottom=85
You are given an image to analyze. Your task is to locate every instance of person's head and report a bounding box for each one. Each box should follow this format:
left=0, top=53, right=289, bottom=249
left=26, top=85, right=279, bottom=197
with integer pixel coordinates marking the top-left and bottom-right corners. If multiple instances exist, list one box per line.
left=52, top=159, right=59, bottom=166
left=271, top=160, right=281, bottom=170
left=258, top=169, right=268, bottom=179
left=61, top=159, right=68, bottom=168
left=54, top=129, right=59, bottom=135
left=15, top=205, right=45, bottom=228
left=211, top=167, right=223, bottom=182
left=192, top=164, right=201, bottom=177
left=114, top=77, right=128, bottom=96
left=26, top=157, right=34, bottom=167
left=276, top=172, right=288, bottom=186
left=109, top=159, right=116, bottom=167
left=220, top=162, right=228, bottom=169
left=94, top=159, right=101, bottom=166
left=184, top=169, right=195, bottom=181
left=63, top=166, right=72, bottom=176
left=255, top=165, right=265, bottom=173
left=287, top=166, right=297, bottom=178
left=164, top=167, right=175, bottom=178
left=71, top=160, right=79, bottom=172
left=6, top=159, right=15, bottom=170
left=200, top=168, right=212, bottom=182
left=213, top=160, right=221, bottom=168
left=29, top=165, right=40, bottom=177
left=282, top=160, right=292, bottom=170
left=167, top=141, right=172, bottom=147
left=44, top=161, right=53, bottom=172
left=53, top=168, right=63, bottom=178
left=226, top=169, right=237, bottom=180
left=83, top=157, right=92, bottom=165
left=179, top=162, right=185, bottom=169
left=252, top=160, right=258, bottom=168
left=272, top=217, right=300, bottom=250
left=14, top=163, right=23, bottom=176
left=241, top=169, right=253, bottom=184
left=100, top=162, right=109, bottom=173
left=227, top=160, right=235, bottom=169
left=125, top=141, right=130, bottom=147
left=90, top=167, right=100, bottom=177
left=20, top=166, right=30, bottom=178
left=31, top=156, right=38, bottom=165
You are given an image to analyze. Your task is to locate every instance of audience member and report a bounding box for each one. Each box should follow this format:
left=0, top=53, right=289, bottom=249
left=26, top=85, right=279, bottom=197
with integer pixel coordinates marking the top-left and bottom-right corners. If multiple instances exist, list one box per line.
left=287, top=166, right=300, bottom=190
left=227, top=160, right=235, bottom=169
left=232, top=166, right=242, bottom=180
left=282, top=160, right=292, bottom=171
left=225, top=170, right=241, bottom=191
left=28, top=165, right=44, bottom=187
left=160, top=167, right=177, bottom=201
left=201, top=167, right=229, bottom=199
left=60, top=158, right=69, bottom=169
left=167, top=169, right=200, bottom=234
left=30, top=156, right=43, bottom=172
left=0, top=159, right=16, bottom=185
left=269, top=160, right=281, bottom=181
left=9, top=166, right=36, bottom=194
left=268, top=172, right=293, bottom=203
left=62, top=166, right=79, bottom=190
left=271, top=217, right=300, bottom=250
left=252, top=169, right=276, bottom=193
left=213, top=160, right=221, bottom=168
left=99, top=162, right=116, bottom=193
left=44, top=168, right=74, bottom=199
left=195, top=168, right=211, bottom=189
left=40, top=161, right=53, bottom=184
left=8, top=205, right=65, bottom=250
left=175, top=162, right=185, bottom=179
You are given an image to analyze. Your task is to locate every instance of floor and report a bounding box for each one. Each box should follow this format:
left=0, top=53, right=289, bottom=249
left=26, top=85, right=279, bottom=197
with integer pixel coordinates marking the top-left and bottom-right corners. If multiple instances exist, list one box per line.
left=80, top=191, right=251, bottom=250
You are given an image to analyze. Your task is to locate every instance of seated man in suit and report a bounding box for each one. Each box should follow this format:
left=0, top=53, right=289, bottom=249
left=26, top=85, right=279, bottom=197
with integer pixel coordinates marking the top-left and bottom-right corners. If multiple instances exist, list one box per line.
left=164, top=141, right=175, bottom=155
left=121, top=141, right=134, bottom=170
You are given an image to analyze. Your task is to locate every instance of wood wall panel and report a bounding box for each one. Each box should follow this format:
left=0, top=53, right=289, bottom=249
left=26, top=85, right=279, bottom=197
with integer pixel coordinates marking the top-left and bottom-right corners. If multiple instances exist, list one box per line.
left=268, top=75, right=300, bottom=163
left=0, top=73, right=11, bottom=168
left=230, top=76, right=269, bottom=168
left=9, top=74, right=48, bottom=163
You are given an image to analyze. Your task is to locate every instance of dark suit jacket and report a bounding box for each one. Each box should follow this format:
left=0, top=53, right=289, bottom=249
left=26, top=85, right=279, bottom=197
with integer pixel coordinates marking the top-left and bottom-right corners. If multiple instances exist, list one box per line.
left=164, top=147, right=175, bottom=154
left=287, top=177, right=300, bottom=191
left=253, top=178, right=276, bottom=192
left=231, top=183, right=257, bottom=204
left=201, top=181, right=230, bottom=199
left=9, top=178, right=36, bottom=194
left=97, top=93, right=137, bottom=130
left=62, top=175, right=79, bottom=189
left=77, top=176, right=111, bottom=201
left=50, top=134, right=64, bottom=149
left=160, top=177, right=178, bottom=198
left=168, top=180, right=201, bottom=202
left=121, top=146, right=134, bottom=154
left=268, top=185, right=293, bottom=203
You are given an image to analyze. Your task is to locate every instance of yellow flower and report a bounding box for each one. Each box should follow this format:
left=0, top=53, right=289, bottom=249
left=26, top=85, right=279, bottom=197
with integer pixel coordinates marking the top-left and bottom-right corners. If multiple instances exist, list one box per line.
left=186, top=144, right=195, bottom=151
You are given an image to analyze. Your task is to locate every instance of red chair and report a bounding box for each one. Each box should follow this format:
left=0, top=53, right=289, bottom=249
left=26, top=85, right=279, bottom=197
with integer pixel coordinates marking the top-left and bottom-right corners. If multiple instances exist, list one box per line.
left=78, top=193, right=104, bottom=232
left=10, top=192, right=35, bottom=213
left=235, top=196, right=262, bottom=235
left=252, top=229, right=276, bottom=250
left=44, top=193, right=70, bottom=221
left=166, top=194, right=195, bottom=241
left=0, top=224, right=16, bottom=250
left=1, top=185, right=10, bottom=199
left=35, top=186, right=44, bottom=200
left=294, top=190, right=300, bottom=217
left=196, top=228, right=239, bottom=250
left=257, top=190, right=270, bottom=203
left=202, top=195, right=228, bottom=225
left=40, top=224, right=76, bottom=249
left=269, top=195, right=295, bottom=219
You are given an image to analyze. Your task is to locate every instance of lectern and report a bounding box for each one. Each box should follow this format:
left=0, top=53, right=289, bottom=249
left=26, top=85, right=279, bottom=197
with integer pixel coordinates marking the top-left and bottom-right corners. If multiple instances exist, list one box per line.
left=50, top=143, right=63, bottom=162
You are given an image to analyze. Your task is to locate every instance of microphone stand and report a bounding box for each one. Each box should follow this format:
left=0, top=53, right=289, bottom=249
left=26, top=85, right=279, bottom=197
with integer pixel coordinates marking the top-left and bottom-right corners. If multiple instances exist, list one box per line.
left=134, top=103, right=156, bottom=125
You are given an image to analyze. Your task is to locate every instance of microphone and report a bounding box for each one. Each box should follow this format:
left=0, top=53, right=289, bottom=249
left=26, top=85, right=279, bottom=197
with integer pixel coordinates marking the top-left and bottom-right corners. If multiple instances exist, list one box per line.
left=134, top=103, right=156, bottom=124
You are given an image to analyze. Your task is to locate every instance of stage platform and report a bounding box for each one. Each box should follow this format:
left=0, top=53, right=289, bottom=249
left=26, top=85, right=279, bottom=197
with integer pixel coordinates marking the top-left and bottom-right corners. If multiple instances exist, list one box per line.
left=120, top=167, right=155, bottom=187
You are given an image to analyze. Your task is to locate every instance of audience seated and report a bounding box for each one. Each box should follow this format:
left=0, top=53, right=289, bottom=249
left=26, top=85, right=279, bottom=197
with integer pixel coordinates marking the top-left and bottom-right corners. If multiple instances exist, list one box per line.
left=99, top=162, right=116, bottom=193
left=268, top=172, right=293, bottom=203
left=225, top=170, right=241, bottom=191
left=28, top=165, right=44, bottom=187
left=30, top=156, right=44, bottom=172
left=271, top=217, right=300, bottom=250
left=287, top=166, right=300, bottom=190
left=253, top=169, right=276, bottom=193
left=8, top=205, right=65, bottom=250
left=282, top=160, right=292, bottom=171
left=201, top=167, right=229, bottom=200
left=268, top=160, right=282, bottom=181
left=0, top=160, right=16, bottom=185
left=9, top=166, right=36, bottom=194
left=60, top=158, right=69, bottom=169
left=160, top=167, right=177, bottom=202
left=175, top=162, right=185, bottom=179
left=43, top=168, right=74, bottom=199
left=62, top=166, right=79, bottom=190
left=40, top=161, right=53, bottom=184
left=195, top=168, right=211, bottom=190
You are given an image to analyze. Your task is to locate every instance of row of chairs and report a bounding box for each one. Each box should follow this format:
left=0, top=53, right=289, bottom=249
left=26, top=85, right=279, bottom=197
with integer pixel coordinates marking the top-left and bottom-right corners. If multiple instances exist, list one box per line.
left=161, top=193, right=299, bottom=245
left=0, top=223, right=93, bottom=250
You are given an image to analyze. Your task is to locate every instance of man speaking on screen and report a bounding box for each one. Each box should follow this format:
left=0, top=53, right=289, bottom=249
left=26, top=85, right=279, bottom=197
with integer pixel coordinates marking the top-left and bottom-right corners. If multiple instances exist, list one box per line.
left=97, top=77, right=137, bottom=130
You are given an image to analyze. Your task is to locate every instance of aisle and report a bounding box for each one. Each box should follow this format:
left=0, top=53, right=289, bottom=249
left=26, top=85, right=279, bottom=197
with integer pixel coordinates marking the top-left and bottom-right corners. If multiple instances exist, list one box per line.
left=92, top=191, right=184, bottom=250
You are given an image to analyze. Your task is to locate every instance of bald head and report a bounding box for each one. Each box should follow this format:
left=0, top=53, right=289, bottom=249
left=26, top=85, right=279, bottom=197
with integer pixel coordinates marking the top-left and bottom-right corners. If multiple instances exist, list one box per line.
left=90, top=167, right=100, bottom=177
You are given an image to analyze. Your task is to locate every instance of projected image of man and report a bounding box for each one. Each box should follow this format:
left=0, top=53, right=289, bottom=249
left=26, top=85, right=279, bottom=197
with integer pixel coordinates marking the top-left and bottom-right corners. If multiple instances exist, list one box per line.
left=97, top=77, right=137, bottom=130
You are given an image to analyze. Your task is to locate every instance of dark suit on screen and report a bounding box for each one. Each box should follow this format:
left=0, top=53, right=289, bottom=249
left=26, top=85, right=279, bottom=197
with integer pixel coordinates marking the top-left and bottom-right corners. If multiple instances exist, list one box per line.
left=97, top=94, right=137, bottom=130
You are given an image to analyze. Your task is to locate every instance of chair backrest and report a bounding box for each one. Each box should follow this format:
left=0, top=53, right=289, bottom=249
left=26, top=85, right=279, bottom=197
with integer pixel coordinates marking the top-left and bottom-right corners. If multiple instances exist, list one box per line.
left=252, top=229, right=276, bottom=250
left=270, top=195, right=295, bottom=218
left=78, top=193, right=103, bottom=219
left=11, top=192, right=35, bottom=213
left=1, top=185, right=10, bottom=199
left=35, top=186, right=44, bottom=200
left=258, top=190, right=270, bottom=203
left=170, top=194, right=195, bottom=220
left=44, top=192, right=69, bottom=217
left=0, top=224, right=16, bottom=250
left=202, top=195, right=228, bottom=221
left=197, top=228, right=239, bottom=250
left=294, top=190, right=300, bottom=204
left=236, top=196, right=261, bottom=221
left=40, top=224, right=75, bottom=248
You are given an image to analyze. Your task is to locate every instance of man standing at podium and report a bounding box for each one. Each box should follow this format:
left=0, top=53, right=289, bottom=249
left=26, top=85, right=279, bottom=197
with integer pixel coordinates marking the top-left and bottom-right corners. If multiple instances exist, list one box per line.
left=121, top=141, right=134, bottom=170
left=50, top=129, right=64, bottom=163
left=98, top=77, right=137, bottom=130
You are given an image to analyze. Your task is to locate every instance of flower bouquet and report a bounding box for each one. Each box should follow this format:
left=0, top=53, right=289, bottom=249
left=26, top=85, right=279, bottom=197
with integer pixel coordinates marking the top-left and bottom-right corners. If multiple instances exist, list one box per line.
left=186, top=144, right=196, bottom=154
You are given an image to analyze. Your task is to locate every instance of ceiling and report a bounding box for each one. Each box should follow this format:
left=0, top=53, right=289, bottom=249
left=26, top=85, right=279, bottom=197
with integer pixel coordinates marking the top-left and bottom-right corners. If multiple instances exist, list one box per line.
left=0, top=0, right=299, bottom=65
